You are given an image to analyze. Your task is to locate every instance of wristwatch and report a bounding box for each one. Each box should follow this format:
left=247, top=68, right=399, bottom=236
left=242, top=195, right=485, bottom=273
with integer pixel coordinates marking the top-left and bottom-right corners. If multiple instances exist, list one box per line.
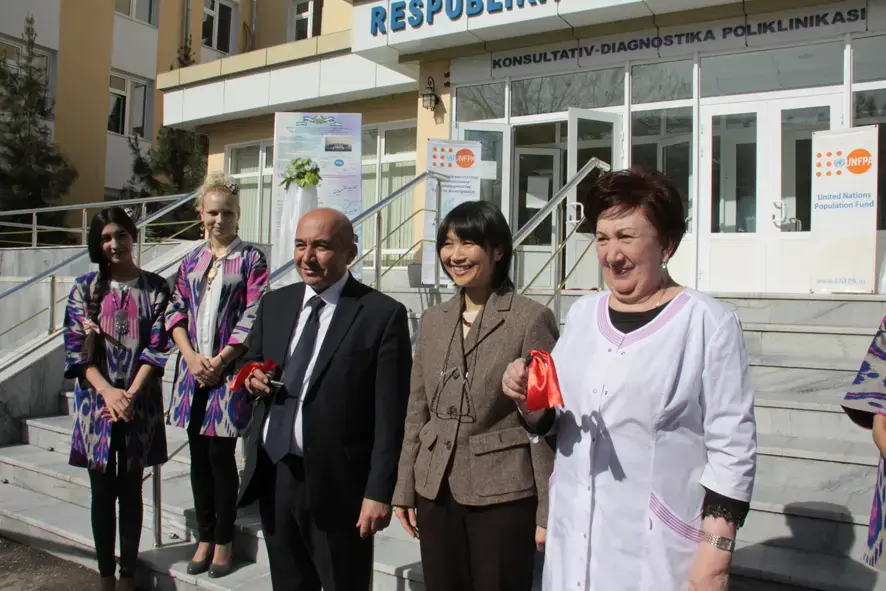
left=702, top=533, right=734, bottom=553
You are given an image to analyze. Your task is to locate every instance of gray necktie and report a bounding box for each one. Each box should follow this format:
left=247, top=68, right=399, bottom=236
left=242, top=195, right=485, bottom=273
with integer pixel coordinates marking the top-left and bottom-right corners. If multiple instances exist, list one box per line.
left=264, top=296, right=326, bottom=464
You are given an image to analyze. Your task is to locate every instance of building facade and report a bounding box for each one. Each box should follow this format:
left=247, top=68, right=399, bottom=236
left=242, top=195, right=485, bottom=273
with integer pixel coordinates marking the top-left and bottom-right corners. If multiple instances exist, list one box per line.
left=0, top=0, right=258, bottom=204
left=159, top=0, right=886, bottom=295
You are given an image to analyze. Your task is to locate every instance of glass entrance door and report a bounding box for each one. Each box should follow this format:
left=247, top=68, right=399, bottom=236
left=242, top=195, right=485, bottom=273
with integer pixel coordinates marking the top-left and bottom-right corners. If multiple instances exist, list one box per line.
left=699, top=94, right=842, bottom=292
left=514, top=148, right=561, bottom=290
left=456, top=122, right=513, bottom=221
left=565, top=108, right=625, bottom=290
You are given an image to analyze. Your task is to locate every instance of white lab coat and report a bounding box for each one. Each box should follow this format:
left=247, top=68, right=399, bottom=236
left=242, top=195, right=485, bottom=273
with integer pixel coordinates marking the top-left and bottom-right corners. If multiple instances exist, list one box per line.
left=543, top=289, right=756, bottom=591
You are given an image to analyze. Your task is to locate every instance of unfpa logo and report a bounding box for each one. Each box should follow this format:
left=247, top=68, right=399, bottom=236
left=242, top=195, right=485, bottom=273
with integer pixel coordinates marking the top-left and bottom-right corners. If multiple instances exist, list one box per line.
left=431, top=146, right=476, bottom=169
left=816, top=148, right=874, bottom=177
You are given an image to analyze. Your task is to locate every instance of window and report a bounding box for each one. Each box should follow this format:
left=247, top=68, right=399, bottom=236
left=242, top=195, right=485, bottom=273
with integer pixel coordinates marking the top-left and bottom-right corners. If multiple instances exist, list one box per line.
left=107, top=74, right=151, bottom=138
left=290, top=0, right=315, bottom=42
left=456, top=83, right=506, bottom=122
left=632, top=61, right=693, bottom=103
left=362, top=123, right=418, bottom=268
left=115, top=0, right=156, bottom=25
left=228, top=142, right=274, bottom=243
left=511, top=68, right=624, bottom=116
left=203, top=0, right=234, bottom=54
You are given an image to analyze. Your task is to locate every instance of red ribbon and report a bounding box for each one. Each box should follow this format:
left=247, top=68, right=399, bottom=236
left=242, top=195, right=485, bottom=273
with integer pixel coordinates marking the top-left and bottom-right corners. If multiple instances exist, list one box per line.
left=230, top=360, right=279, bottom=391
left=525, top=350, right=563, bottom=412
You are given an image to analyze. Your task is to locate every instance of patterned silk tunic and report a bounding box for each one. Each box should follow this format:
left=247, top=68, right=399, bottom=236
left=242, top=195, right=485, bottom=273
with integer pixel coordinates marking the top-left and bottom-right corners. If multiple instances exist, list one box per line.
left=842, top=315, right=886, bottom=569
left=166, top=241, right=269, bottom=438
left=63, top=271, right=171, bottom=473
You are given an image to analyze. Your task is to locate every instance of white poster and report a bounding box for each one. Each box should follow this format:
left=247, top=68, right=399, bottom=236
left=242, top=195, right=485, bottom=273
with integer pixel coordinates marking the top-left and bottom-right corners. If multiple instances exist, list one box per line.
left=421, top=140, right=483, bottom=286
left=810, top=126, right=879, bottom=293
left=271, top=113, right=363, bottom=279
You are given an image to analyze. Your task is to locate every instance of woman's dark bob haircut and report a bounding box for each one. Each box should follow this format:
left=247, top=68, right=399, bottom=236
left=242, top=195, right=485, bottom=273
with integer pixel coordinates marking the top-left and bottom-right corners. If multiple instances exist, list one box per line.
left=583, top=166, right=687, bottom=255
left=87, top=206, right=138, bottom=266
left=436, top=200, right=514, bottom=292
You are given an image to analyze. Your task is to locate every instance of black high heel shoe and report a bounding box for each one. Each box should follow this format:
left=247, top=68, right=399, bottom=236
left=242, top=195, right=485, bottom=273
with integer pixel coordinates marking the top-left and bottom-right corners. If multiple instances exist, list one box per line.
left=208, top=561, right=232, bottom=578
left=186, top=547, right=214, bottom=575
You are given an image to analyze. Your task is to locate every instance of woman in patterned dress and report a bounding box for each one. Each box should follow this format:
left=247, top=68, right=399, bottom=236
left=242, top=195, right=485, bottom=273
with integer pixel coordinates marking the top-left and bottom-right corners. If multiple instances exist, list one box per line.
left=63, top=207, right=171, bottom=591
left=841, top=315, right=886, bottom=569
left=167, top=172, right=269, bottom=578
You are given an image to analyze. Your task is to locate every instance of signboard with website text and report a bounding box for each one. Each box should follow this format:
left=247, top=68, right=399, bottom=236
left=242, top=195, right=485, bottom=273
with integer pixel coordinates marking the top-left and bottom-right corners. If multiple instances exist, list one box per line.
left=272, top=113, right=363, bottom=278
left=421, top=139, right=483, bottom=286
left=809, top=126, right=879, bottom=293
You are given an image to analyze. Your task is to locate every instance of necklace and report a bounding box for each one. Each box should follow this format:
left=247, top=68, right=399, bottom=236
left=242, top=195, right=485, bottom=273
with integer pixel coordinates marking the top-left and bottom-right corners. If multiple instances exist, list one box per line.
left=111, top=284, right=132, bottom=336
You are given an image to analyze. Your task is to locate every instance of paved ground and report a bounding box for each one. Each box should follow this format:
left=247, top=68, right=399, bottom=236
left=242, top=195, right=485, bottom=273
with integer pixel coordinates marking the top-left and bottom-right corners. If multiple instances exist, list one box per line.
left=0, top=536, right=98, bottom=590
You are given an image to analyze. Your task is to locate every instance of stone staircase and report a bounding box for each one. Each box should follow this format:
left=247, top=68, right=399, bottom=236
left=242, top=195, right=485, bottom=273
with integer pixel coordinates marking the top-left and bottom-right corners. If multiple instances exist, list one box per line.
left=0, top=289, right=884, bottom=590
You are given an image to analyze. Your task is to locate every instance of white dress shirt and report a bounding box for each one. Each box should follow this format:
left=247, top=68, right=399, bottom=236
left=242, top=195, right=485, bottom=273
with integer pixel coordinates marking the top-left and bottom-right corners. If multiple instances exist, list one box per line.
left=195, top=237, right=243, bottom=358
left=262, top=272, right=349, bottom=456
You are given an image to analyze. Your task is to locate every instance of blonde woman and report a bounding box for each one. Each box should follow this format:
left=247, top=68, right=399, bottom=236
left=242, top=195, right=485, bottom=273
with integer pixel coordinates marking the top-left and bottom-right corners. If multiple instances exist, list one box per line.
left=167, top=172, right=269, bottom=578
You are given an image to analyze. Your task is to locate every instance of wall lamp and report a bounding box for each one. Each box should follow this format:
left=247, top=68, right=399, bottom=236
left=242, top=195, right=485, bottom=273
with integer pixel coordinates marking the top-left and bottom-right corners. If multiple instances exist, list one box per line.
left=420, top=77, right=440, bottom=111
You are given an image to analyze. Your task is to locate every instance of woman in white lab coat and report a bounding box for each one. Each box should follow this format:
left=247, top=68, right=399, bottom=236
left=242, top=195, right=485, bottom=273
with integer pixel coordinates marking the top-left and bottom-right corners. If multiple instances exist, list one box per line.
left=502, top=167, right=756, bottom=591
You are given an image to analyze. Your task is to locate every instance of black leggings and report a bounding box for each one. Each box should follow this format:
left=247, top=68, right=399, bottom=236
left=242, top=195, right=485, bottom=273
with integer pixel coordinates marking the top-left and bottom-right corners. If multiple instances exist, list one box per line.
left=188, top=387, right=239, bottom=545
left=88, top=421, right=144, bottom=579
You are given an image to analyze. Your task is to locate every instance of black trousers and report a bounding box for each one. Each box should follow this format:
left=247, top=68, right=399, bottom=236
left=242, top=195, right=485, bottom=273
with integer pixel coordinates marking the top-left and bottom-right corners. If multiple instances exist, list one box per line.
left=88, top=421, right=144, bottom=579
left=258, top=451, right=373, bottom=591
left=187, top=387, right=239, bottom=545
left=416, top=481, right=537, bottom=591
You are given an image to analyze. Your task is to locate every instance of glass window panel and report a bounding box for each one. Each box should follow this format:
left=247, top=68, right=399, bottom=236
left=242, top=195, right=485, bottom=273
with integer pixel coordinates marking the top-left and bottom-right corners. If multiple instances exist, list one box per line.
left=230, top=145, right=261, bottom=174
left=205, top=0, right=215, bottom=9
left=130, top=83, right=147, bottom=137
left=854, top=89, right=886, bottom=230
left=362, top=129, right=378, bottom=160
left=515, top=123, right=557, bottom=148
left=108, top=94, right=126, bottom=134
left=115, top=0, right=131, bottom=16
left=202, top=13, right=215, bottom=47
left=381, top=161, right=416, bottom=263
left=854, top=36, right=886, bottom=83
left=263, top=145, right=274, bottom=170
left=261, top=174, right=273, bottom=243
left=384, top=127, right=416, bottom=156
left=295, top=17, right=310, bottom=41
left=0, top=42, right=20, bottom=62
left=631, top=61, right=693, bottom=103
left=217, top=3, right=232, bottom=53
left=135, top=0, right=153, bottom=24
left=456, top=83, right=505, bottom=122
left=516, top=153, right=555, bottom=246
left=631, top=107, right=694, bottom=232
left=779, top=106, right=830, bottom=232
left=464, top=129, right=504, bottom=211
left=511, top=68, right=624, bottom=117
left=109, top=75, right=126, bottom=92
left=235, top=176, right=260, bottom=243
left=701, top=43, right=843, bottom=97
left=710, top=113, right=757, bottom=233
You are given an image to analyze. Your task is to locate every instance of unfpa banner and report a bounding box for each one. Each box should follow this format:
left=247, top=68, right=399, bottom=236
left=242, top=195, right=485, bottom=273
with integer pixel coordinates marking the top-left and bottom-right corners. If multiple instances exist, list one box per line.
left=421, top=139, right=482, bottom=286
left=810, top=126, right=879, bottom=293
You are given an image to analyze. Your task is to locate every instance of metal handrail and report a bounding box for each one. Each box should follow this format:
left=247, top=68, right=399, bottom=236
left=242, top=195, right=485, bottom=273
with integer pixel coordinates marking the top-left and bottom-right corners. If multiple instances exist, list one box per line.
left=0, top=194, right=181, bottom=217
left=270, top=170, right=449, bottom=289
left=512, top=157, right=610, bottom=248
left=0, top=190, right=199, bottom=305
left=512, top=157, right=611, bottom=322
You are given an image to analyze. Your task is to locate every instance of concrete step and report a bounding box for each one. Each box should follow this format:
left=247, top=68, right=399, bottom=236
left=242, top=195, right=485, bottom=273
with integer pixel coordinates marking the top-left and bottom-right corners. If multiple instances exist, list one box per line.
left=749, top=354, right=859, bottom=372
left=742, top=323, right=874, bottom=362
left=0, top=472, right=875, bottom=591
left=715, top=294, right=886, bottom=330
left=744, top=482, right=871, bottom=559
left=754, top=386, right=870, bottom=444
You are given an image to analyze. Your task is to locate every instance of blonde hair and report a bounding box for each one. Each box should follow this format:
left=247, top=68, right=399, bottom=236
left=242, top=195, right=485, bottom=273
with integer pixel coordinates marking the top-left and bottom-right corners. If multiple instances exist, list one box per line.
left=196, top=171, right=240, bottom=211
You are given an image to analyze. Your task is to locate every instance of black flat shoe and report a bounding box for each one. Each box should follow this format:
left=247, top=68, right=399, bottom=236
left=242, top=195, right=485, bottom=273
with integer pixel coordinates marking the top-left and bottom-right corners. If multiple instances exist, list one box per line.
left=186, top=556, right=213, bottom=575
left=208, top=561, right=232, bottom=578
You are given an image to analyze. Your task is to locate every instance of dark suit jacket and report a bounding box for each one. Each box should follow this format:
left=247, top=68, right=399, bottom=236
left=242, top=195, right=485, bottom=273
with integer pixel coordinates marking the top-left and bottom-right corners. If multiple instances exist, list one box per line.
left=236, top=275, right=412, bottom=530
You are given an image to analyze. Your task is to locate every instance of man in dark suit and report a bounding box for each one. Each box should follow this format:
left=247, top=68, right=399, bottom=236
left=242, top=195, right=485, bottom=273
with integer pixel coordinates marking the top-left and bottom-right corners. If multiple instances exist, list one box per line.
left=236, top=208, right=412, bottom=591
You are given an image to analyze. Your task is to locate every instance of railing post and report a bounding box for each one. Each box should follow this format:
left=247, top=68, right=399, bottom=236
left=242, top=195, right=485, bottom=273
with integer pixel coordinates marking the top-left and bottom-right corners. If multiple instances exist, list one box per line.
left=81, top=209, right=88, bottom=245
left=31, top=213, right=37, bottom=247
left=374, top=211, right=383, bottom=290
left=434, top=179, right=443, bottom=289
left=153, top=464, right=162, bottom=547
left=553, top=202, right=564, bottom=323
left=48, top=274, right=56, bottom=334
left=137, top=203, right=147, bottom=266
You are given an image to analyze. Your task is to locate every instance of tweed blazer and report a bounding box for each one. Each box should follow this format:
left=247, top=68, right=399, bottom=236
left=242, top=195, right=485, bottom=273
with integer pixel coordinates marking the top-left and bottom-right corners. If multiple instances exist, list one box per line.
left=392, top=288, right=559, bottom=526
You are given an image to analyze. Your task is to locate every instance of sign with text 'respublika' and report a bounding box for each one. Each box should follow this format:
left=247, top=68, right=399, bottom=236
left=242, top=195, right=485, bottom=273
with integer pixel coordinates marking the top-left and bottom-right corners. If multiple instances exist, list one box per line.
left=370, top=0, right=554, bottom=36
left=809, top=126, right=879, bottom=293
left=421, top=139, right=482, bottom=286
